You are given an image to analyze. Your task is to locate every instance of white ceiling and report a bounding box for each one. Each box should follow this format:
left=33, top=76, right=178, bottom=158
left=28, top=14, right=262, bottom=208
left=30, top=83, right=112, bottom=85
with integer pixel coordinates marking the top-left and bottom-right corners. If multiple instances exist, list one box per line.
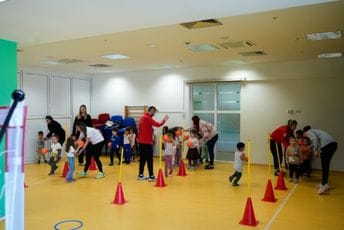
left=1, top=0, right=342, bottom=75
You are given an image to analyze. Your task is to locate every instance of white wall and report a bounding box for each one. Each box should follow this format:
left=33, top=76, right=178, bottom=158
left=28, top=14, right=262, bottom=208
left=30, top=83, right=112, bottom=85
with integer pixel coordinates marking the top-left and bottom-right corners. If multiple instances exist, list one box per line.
left=91, top=58, right=344, bottom=171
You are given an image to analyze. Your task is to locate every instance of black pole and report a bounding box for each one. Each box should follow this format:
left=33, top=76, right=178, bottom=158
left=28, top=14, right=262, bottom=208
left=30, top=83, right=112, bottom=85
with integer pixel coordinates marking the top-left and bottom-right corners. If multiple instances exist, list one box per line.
left=0, top=90, right=25, bottom=143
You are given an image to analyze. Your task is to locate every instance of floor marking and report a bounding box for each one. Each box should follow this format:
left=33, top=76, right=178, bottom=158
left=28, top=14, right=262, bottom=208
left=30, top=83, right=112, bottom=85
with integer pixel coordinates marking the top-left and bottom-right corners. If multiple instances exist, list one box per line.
left=264, top=184, right=298, bottom=230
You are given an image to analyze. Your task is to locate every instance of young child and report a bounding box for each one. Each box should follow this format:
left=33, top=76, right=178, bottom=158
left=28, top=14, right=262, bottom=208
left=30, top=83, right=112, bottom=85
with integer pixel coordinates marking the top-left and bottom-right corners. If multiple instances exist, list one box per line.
left=36, top=131, right=47, bottom=164
left=48, top=135, right=62, bottom=175
left=128, top=127, right=137, bottom=162
left=229, top=142, right=246, bottom=186
left=286, top=136, right=302, bottom=183
left=174, top=129, right=182, bottom=167
left=186, top=130, right=199, bottom=170
left=109, top=127, right=121, bottom=166
left=163, top=133, right=176, bottom=177
left=295, top=129, right=304, bottom=146
left=301, top=137, right=313, bottom=177
left=123, top=127, right=131, bottom=164
left=65, top=136, right=76, bottom=182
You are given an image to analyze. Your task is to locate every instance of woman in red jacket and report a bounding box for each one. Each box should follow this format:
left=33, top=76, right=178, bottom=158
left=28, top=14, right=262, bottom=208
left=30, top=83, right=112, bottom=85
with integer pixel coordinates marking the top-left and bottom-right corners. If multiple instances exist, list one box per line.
left=270, top=120, right=297, bottom=175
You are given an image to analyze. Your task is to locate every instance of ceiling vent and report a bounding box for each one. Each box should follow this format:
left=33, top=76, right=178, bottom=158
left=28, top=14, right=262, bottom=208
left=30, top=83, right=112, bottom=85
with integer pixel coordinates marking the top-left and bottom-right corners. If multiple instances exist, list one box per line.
left=55, top=59, right=84, bottom=64
left=188, top=43, right=219, bottom=52
left=239, top=51, right=266, bottom=56
left=89, top=64, right=112, bottom=68
left=220, top=41, right=256, bottom=49
left=180, top=19, right=222, bottom=29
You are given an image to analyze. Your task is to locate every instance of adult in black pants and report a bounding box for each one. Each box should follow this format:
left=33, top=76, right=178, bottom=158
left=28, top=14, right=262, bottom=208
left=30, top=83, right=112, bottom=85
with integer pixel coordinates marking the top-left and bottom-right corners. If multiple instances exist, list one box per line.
left=45, top=115, right=66, bottom=145
left=72, top=105, right=93, bottom=165
left=303, top=126, right=337, bottom=195
left=75, top=122, right=105, bottom=179
left=270, top=120, right=297, bottom=175
left=191, top=116, right=218, bottom=169
left=137, top=106, right=168, bottom=181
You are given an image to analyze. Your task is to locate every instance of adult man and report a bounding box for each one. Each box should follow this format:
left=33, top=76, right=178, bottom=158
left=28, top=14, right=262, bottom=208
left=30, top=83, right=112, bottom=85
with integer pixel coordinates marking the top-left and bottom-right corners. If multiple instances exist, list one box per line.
left=137, top=106, right=168, bottom=181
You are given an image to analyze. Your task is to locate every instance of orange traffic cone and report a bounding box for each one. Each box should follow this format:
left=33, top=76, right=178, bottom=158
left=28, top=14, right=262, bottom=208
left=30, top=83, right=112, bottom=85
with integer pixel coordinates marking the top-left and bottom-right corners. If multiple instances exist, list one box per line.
left=24, top=182, right=29, bottom=188
left=239, top=197, right=259, bottom=226
left=274, top=171, right=287, bottom=190
left=155, top=168, right=167, bottom=187
left=262, top=179, right=277, bottom=202
left=60, top=161, right=69, bottom=178
left=89, top=157, right=97, bottom=170
left=177, top=160, right=187, bottom=176
left=112, top=182, right=127, bottom=205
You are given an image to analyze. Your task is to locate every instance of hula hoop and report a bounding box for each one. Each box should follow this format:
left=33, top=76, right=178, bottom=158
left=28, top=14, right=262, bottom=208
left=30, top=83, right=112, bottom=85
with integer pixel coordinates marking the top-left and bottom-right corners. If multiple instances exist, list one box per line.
left=54, top=219, right=83, bottom=230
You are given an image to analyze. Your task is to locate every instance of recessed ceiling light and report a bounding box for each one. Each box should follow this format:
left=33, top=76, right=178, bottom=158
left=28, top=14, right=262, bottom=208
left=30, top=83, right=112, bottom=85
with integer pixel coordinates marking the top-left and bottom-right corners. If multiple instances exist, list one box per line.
left=223, top=60, right=248, bottom=65
left=306, top=31, right=342, bottom=41
left=102, top=54, right=129, bottom=60
left=42, top=61, right=62, bottom=65
left=0, top=0, right=9, bottom=3
left=317, top=52, right=342, bottom=59
left=151, top=65, right=177, bottom=69
left=147, top=44, right=156, bottom=48
left=188, top=44, right=219, bottom=52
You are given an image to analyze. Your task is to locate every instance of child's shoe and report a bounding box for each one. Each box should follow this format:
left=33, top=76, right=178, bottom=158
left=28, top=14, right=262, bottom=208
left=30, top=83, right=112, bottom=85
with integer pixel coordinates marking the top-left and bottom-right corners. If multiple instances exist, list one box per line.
left=96, top=172, right=105, bottom=179
left=79, top=171, right=87, bottom=177
left=37, top=160, right=40, bottom=164
left=148, top=175, right=156, bottom=182
left=317, top=184, right=331, bottom=194
left=232, top=183, right=240, bottom=187
left=137, top=174, right=145, bottom=181
left=108, top=163, right=114, bottom=166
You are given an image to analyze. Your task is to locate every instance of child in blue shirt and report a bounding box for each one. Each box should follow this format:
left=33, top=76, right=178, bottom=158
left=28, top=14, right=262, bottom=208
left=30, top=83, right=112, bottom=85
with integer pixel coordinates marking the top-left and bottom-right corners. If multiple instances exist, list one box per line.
left=109, top=127, right=121, bottom=166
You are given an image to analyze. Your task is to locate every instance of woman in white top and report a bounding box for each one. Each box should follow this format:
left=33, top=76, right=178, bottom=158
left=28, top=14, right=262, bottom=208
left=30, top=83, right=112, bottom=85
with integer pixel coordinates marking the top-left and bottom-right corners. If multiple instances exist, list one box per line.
left=191, top=115, right=218, bottom=169
left=303, top=126, right=337, bottom=194
left=75, top=121, right=105, bottom=179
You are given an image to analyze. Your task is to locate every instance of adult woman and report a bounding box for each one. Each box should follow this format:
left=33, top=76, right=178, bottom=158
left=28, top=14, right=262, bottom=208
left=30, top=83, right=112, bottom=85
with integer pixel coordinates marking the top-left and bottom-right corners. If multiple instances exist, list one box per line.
left=72, top=105, right=93, bottom=165
left=75, top=121, right=105, bottom=179
left=191, top=115, right=218, bottom=170
left=270, top=119, right=297, bottom=175
left=45, top=115, right=66, bottom=145
left=303, top=126, right=337, bottom=194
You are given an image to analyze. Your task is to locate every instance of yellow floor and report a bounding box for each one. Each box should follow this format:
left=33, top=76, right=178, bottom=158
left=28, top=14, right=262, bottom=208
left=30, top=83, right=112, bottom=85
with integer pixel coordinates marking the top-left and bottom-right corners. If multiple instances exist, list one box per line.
left=1, top=157, right=344, bottom=230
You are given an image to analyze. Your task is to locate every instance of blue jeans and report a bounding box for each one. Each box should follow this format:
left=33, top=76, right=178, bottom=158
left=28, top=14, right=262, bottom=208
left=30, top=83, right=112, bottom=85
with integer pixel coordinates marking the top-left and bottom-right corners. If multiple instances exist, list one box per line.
left=66, top=157, right=75, bottom=181
left=124, top=144, right=131, bottom=163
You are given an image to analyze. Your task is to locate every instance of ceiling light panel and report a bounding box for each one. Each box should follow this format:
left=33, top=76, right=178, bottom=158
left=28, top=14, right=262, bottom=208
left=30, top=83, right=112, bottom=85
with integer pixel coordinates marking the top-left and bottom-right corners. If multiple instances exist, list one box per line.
left=188, top=44, right=219, bottom=52
left=102, top=54, right=129, bottom=60
left=306, top=31, right=342, bottom=41
left=317, top=52, right=342, bottom=59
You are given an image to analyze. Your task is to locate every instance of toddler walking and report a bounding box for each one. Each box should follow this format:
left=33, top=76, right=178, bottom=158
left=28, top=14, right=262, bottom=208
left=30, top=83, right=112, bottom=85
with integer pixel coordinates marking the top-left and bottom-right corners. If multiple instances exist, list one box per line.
left=163, top=133, right=175, bottom=177
left=65, top=137, right=76, bottom=182
left=286, top=136, right=302, bottom=183
left=229, top=142, right=247, bottom=186
left=36, top=131, right=47, bottom=164
left=48, top=135, right=62, bottom=175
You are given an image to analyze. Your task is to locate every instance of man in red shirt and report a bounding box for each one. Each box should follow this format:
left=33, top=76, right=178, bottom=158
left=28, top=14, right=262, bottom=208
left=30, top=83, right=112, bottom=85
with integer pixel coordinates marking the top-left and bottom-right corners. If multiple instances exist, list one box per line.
left=137, top=106, right=168, bottom=181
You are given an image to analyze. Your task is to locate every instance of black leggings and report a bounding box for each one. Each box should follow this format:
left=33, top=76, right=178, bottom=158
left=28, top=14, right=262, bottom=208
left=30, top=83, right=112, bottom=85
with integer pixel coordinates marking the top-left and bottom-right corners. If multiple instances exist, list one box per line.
left=270, top=139, right=283, bottom=171
left=84, top=141, right=105, bottom=173
left=207, top=134, right=218, bottom=165
left=289, top=164, right=300, bottom=179
left=139, top=144, right=154, bottom=177
left=320, top=142, right=337, bottom=185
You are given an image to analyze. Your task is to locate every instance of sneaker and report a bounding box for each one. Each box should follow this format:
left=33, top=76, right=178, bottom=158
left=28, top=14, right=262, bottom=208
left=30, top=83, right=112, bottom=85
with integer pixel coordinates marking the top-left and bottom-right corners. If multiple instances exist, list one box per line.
left=229, top=176, right=234, bottom=182
left=137, top=174, right=145, bottom=181
left=232, top=183, right=240, bottom=187
left=96, top=172, right=105, bottom=179
left=48, top=172, right=53, bottom=175
left=108, top=163, right=114, bottom=166
left=79, top=171, right=87, bottom=177
left=204, top=164, right=214, bottom=170
left=148, top=175, right=156, bottom=182
left=317, top=184, right=331, bottom=194
left=37, top=160, right=40, bottom=164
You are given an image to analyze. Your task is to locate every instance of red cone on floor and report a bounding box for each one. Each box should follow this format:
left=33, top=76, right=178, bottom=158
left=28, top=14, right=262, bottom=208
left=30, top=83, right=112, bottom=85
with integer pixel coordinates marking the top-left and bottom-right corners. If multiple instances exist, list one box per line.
left=155, top=168, right=167, bottom=187
left=89, top=157, right=97, bottom=170
left=274, top=171, right=287, bottom=190
left=112, top=182, right=127, bottom=205
left=239, top=197, right=259, bottom=226
left=24, top=182, right=29, bottom=188
left=177, top=160, right=187, bottom=176
left=262, top=179, right=277, bottom=202
left=60, top=161, right=69, bottom=177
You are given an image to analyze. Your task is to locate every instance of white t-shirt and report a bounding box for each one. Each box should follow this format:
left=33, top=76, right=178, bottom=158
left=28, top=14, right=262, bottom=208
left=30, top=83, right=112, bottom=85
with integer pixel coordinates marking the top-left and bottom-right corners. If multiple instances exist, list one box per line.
left=124, top=133, right=130, bottom=145
left=79, top=127, right=104, bottom=144
left=164, top=142, right=175, bottom=156
left=66, top=146, right=75, bottom=158
left=51, top=142, right=62, bottom=157
left=233, top=151, right=245, bottom=172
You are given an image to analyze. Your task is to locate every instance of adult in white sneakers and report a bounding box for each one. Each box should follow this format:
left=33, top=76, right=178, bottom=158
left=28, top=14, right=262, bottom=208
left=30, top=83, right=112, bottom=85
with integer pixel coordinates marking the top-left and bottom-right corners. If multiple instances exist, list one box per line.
left=75, top=121, right=105, bottom=179
left=303, top=126, right=337, bottom=194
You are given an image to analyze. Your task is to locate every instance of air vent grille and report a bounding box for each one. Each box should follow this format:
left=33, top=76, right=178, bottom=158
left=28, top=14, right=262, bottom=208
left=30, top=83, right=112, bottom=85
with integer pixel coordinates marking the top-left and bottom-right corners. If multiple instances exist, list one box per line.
left=180, top=19, right=222, bottom=29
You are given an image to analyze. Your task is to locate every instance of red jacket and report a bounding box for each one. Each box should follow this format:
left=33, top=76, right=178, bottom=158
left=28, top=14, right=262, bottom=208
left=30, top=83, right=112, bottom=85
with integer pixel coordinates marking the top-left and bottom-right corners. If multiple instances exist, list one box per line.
left=270, top=125, right=290, bottom=147
left=138, top=113, right=166, bottom=144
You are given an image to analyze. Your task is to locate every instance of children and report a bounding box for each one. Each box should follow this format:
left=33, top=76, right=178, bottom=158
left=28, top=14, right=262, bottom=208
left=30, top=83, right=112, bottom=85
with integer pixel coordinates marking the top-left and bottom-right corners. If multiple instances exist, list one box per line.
left=65, top=136, right=76, bottom=182
left=128, top=127, right=137, bottom=162
left=109, top=127, right=121, bottom=166
left=163, top=133, right=175, bottom=177
left=286, top=136, right=302, bottom=183
left=48, top=135, right=62, bottom=175
left=229, top=142, right=246, bottom=186
left=301, top=137, right=313, bottom=177
left=174, top=129, right=182, bottom=167
left=123, top=127, right=131, bottom=164
left=36, top=131, right=47, bottom=164
left=295, top=129, right=304, bottom=146
left=186, top=130, right=199, bottom=170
